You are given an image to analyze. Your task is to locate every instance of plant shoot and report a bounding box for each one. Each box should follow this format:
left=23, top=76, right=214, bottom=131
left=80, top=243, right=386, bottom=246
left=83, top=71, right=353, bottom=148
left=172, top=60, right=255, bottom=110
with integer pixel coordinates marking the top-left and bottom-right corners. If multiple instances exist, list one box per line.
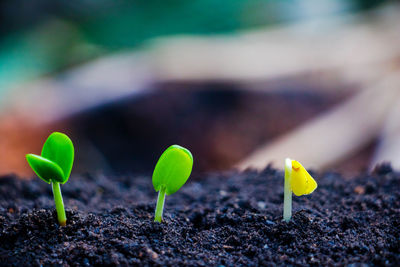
left=26, top=132, right=74, bottom=226
left=283, top=158, right=317, bottom=222
left=152, top=145, right=193, bottom=222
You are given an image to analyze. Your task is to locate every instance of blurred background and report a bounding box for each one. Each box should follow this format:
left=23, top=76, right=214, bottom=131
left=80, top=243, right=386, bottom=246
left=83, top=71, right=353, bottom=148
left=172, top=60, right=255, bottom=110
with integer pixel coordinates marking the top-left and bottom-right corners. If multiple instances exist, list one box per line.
left=1, top=0, right=400, bottom=178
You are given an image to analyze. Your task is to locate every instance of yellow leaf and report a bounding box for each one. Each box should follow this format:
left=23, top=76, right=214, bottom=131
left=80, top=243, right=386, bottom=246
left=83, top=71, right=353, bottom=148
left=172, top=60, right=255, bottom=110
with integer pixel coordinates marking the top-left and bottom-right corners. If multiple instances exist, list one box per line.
left=291, top=160, right=317, bottom=196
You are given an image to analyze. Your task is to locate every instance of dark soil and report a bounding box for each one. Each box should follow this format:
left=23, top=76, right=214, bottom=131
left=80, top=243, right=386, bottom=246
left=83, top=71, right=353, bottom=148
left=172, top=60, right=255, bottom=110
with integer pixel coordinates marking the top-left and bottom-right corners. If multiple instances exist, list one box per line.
left=1, top=164, right=399, bottom=266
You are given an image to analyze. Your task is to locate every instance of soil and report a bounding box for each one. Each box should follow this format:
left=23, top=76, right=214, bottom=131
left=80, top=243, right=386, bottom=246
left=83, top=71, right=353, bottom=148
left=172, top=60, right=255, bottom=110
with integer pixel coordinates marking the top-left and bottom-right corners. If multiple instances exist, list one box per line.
left=1, top=164, right=399, bottom=266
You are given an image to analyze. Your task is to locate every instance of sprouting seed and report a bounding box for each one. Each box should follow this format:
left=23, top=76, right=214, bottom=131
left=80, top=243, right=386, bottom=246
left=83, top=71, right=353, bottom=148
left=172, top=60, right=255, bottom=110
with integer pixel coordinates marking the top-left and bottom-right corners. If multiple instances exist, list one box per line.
left=152, top=145, right=193, bottom=222
left=283, top=158, right=317, bottom=222
left=26, top=132, right=74, bottom=226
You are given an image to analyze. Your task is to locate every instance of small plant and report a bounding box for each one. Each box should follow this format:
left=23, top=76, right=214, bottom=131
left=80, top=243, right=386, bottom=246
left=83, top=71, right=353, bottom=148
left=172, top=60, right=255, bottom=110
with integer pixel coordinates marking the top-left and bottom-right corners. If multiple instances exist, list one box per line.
left=26, top=132, right=74, bottom=226
left=283, top=158, right=317, bottom=222
left=152, top=145, right=193, bottom=222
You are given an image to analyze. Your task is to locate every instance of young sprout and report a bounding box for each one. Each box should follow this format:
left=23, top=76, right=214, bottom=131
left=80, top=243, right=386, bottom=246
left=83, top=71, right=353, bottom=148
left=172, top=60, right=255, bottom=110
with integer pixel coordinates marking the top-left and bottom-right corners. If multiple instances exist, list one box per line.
left=26, top=132, right=74, bottom=226
left=283, top=158, right=317, bottom=222
left=152, top=145, right=193, bottom=222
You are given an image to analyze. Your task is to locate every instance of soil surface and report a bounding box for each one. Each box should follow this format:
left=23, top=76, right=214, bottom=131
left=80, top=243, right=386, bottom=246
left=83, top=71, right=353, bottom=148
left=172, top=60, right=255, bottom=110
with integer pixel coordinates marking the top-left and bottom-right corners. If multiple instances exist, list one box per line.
left=0, top=164, right=399, bottom=266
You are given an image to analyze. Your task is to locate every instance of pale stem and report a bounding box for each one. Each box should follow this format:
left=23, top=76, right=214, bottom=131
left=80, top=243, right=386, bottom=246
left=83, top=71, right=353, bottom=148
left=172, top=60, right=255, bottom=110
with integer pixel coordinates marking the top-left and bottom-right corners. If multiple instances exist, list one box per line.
left=52, top=182, right=67, bottom=226
left=154, top=187, right=166, bottom=222
left=283, top=158, right=292, bottom=222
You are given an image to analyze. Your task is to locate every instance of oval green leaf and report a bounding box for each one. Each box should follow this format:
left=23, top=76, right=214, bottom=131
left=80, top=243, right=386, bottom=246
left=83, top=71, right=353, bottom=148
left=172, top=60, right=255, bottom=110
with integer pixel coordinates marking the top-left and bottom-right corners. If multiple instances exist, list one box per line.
left=41, top=132, right=74, bottom=182
left=26, top=154, right=65, bottom=183
left=152, top=145, right=193, bottom=195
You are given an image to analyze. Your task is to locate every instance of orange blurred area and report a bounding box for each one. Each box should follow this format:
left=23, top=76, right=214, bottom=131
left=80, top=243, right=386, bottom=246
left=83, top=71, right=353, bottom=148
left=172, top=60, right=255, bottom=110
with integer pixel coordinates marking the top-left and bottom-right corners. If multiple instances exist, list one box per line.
left=0, top=113, right=67, bottom=177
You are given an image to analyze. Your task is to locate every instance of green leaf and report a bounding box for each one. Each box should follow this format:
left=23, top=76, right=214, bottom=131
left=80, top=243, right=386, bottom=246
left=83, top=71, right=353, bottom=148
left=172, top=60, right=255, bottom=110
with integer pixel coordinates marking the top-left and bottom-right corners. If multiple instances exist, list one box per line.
left=41, top=132, right=74, bottom=182
left=152, top=145, right=193, bottom=195
left=26, top=154, right=65, bottom=184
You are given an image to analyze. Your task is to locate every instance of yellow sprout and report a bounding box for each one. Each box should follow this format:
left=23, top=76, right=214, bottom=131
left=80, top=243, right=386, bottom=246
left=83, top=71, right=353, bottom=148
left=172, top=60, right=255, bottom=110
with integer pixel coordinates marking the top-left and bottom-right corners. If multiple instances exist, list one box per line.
left=291, top=160, right=317, bottom=196
left=283, top=158, right=318, bottom=222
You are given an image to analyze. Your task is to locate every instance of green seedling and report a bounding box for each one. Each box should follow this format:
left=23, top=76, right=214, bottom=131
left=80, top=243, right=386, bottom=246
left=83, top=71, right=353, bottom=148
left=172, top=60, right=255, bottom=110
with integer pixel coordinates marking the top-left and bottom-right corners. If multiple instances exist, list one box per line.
left=283, top=158, right=317, bottom=222
left=152, top=145, right=193, bottom=222
left=26, top=132, right=74, bottom=226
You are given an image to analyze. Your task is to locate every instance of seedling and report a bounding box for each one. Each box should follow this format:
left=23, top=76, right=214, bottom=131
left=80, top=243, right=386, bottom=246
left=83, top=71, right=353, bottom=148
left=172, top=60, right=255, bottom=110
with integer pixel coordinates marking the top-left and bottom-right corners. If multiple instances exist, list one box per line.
left=283, top=158, right=317, bottom=222
left=26, top=132, right=74, bottom=226
left=152, top=145, right=193, bottom=222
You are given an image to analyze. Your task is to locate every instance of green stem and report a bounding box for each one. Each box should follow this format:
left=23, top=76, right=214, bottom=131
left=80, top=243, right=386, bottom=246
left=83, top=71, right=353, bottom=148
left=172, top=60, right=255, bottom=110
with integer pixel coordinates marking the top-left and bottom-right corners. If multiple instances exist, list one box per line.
left=283, top=158, right=292, bottom=222
left=52, top=182, right=66, bottom=226
left=154, top=187, right=166, bottom=222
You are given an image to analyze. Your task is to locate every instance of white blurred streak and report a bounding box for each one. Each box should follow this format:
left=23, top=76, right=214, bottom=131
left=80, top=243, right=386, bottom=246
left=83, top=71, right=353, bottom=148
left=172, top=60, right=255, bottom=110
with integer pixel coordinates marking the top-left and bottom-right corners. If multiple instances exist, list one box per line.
left=1, top=53, right=153, bottom=124
left=237, top=72, right=400, bottom=171
left=371, top=97, right=400, bottom=170
left=152, top=6, right=400, bottom=85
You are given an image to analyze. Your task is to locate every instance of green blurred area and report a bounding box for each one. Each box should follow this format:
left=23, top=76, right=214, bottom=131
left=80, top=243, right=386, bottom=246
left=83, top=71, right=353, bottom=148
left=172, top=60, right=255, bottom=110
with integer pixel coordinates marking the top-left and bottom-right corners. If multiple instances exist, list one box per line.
left=0, top=0, right=388, bottom=94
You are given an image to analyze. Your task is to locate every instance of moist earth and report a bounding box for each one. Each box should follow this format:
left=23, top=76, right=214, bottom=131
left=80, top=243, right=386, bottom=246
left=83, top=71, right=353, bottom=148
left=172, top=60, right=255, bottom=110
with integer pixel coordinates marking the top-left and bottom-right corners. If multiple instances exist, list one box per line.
left=0, top=165, right=399, bottom=266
